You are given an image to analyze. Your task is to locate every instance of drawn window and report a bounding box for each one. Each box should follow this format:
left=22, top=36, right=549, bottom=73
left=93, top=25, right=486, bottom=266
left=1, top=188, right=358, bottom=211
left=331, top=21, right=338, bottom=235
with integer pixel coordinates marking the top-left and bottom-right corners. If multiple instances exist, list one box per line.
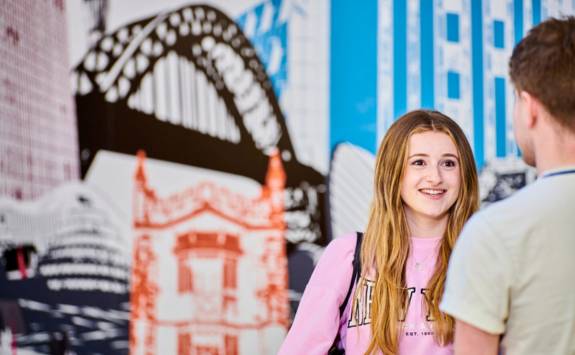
left=223, top=258, right=237, bottom=289
left=225, top=335, right=238, bottom=355
left=178, top=332, right=191, bottom=355
left=178, top=259, right=193, bottom=293
left=195, top=345, right=219, bottom=355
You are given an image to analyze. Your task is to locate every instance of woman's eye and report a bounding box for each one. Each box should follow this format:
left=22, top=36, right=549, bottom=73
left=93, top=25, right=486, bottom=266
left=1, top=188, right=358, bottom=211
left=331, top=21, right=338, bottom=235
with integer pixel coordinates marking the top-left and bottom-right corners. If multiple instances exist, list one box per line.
left=442, top=159, right=457, bottom=168
left=411, top=159, right=425, bottom=166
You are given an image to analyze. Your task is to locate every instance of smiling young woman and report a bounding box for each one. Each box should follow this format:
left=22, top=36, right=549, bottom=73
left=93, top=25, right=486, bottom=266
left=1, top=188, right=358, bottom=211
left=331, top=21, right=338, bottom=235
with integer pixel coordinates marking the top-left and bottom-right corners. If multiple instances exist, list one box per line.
left=361, top=110, right=479, bottom=355
left=279, top=110, right=479, bottom=355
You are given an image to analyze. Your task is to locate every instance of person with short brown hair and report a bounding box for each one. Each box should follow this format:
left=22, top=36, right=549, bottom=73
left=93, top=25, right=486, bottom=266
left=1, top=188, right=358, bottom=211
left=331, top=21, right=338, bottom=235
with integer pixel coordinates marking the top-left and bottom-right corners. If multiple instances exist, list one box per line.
left=440, top=16, right=575, bottom=355
left=509, top=16, right=575, bottom=134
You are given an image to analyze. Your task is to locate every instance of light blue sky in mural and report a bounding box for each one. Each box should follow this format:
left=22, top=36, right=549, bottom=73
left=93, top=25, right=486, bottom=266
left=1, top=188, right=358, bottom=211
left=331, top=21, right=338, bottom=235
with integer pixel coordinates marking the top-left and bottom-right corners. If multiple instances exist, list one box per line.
left=236, top=0, right=288, bottom=99
left=331, top=0, right=575, bottom=168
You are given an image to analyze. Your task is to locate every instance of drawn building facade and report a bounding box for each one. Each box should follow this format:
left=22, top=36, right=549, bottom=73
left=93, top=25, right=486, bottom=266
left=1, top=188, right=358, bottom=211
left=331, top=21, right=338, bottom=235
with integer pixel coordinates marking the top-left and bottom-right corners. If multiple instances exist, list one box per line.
left=130, top=151, right=289, bottom=355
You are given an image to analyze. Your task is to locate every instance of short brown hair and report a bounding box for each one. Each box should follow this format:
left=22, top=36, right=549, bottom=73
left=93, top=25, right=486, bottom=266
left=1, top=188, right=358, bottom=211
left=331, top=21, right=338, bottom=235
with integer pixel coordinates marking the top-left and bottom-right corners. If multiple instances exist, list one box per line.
left=509, top=16, right=575, bottom=131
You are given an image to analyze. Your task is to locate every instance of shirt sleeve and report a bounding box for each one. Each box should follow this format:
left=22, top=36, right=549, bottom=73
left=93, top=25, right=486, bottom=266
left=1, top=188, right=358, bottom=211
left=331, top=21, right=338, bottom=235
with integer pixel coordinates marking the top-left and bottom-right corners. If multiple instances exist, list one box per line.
left=440, top=213, right=513, bottom=334
left=278, top=235, right=355, bottom=355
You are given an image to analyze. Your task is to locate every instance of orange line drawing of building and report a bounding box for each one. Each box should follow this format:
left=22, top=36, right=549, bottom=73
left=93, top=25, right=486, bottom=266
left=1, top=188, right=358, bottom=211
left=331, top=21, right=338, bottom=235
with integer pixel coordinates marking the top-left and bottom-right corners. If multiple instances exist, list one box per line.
left=129, top=151, right=289, bottom=355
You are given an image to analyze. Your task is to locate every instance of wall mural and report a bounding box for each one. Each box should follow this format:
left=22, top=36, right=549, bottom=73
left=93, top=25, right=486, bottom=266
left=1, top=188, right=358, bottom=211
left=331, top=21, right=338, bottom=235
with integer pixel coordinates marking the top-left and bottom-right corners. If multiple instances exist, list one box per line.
left=0, top=0, right=572, bottom=354
left=71, top=2, right=326, bottom=354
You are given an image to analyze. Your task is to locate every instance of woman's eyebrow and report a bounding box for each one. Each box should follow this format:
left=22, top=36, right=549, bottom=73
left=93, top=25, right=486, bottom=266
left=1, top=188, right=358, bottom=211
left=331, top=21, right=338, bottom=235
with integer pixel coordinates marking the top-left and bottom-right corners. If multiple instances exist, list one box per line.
left=407, top=153, right=460, bottom=159
left=442, top=153, right=460, bottom=160
left=407, top=153, right=429, bottom=158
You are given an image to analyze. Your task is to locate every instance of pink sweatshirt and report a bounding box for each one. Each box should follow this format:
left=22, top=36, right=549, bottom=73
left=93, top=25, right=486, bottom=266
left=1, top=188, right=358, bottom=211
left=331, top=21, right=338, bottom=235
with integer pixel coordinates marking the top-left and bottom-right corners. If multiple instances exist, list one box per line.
left=279, top=233, right=453, bottom=355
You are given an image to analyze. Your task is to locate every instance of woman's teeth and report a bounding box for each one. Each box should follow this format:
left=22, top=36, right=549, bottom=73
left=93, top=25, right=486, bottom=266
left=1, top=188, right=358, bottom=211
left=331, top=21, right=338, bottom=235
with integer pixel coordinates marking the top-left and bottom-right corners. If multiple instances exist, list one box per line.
left=419, top=188, right=446, bottom=195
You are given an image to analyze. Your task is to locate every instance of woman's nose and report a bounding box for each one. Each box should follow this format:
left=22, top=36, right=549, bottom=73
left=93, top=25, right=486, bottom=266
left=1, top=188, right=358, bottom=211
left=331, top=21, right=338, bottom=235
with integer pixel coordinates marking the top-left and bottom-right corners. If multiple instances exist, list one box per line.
left=425, top=165, right=442, bottom=184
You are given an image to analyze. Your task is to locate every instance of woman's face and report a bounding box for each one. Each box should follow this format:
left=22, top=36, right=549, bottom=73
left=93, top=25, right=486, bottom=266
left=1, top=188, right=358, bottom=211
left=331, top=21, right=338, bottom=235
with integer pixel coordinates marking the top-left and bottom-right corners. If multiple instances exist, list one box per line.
left=400, top=131, right=461, bottom=227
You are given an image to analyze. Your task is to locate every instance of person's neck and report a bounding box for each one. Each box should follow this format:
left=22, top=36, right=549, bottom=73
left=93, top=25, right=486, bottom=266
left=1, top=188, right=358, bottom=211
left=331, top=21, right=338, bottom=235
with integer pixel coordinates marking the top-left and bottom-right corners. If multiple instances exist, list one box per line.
left=534, top=124, right=575, bottom=175
left=406, top=213, right=447, bottom=238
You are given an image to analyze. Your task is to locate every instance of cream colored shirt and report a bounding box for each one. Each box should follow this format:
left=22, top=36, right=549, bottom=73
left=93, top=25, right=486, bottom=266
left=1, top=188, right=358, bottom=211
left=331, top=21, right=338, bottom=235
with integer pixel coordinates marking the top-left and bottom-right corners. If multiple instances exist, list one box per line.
left=441, top=167, right=575, bottom=355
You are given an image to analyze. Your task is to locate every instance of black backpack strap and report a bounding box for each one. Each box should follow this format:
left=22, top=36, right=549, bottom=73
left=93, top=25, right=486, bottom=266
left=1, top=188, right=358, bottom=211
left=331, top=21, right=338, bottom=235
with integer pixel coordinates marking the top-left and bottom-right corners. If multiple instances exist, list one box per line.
left=338, top=232, right=363, bottom=316
left=329, top=232, right=364, bottom=354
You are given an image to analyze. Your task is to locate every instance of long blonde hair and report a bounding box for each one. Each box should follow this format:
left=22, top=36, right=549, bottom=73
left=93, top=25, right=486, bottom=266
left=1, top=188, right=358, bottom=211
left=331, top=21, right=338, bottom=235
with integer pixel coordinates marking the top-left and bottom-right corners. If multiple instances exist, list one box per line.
left=359, top=110, right=479, bottom=355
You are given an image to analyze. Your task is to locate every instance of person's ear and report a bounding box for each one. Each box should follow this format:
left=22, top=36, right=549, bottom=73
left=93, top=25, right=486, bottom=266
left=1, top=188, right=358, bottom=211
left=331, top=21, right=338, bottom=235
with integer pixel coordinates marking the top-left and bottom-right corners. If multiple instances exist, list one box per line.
left=520, top=91, right=539, bottom=129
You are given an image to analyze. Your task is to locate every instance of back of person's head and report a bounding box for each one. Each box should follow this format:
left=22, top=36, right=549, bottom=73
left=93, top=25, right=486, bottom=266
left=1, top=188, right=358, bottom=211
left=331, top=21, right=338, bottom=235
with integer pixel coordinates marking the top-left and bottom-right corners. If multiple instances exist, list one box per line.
left=509, top=16, right=575, bottom=131
left=361, top=110, right=478, bottom=354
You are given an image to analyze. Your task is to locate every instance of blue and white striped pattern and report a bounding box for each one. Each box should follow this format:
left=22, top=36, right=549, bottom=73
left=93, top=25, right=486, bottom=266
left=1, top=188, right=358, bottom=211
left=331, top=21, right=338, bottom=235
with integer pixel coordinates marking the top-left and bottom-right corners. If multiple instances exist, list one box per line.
left=236, top=1, right=288, bottom=99
left=374, top=0, right=575, bottom=168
